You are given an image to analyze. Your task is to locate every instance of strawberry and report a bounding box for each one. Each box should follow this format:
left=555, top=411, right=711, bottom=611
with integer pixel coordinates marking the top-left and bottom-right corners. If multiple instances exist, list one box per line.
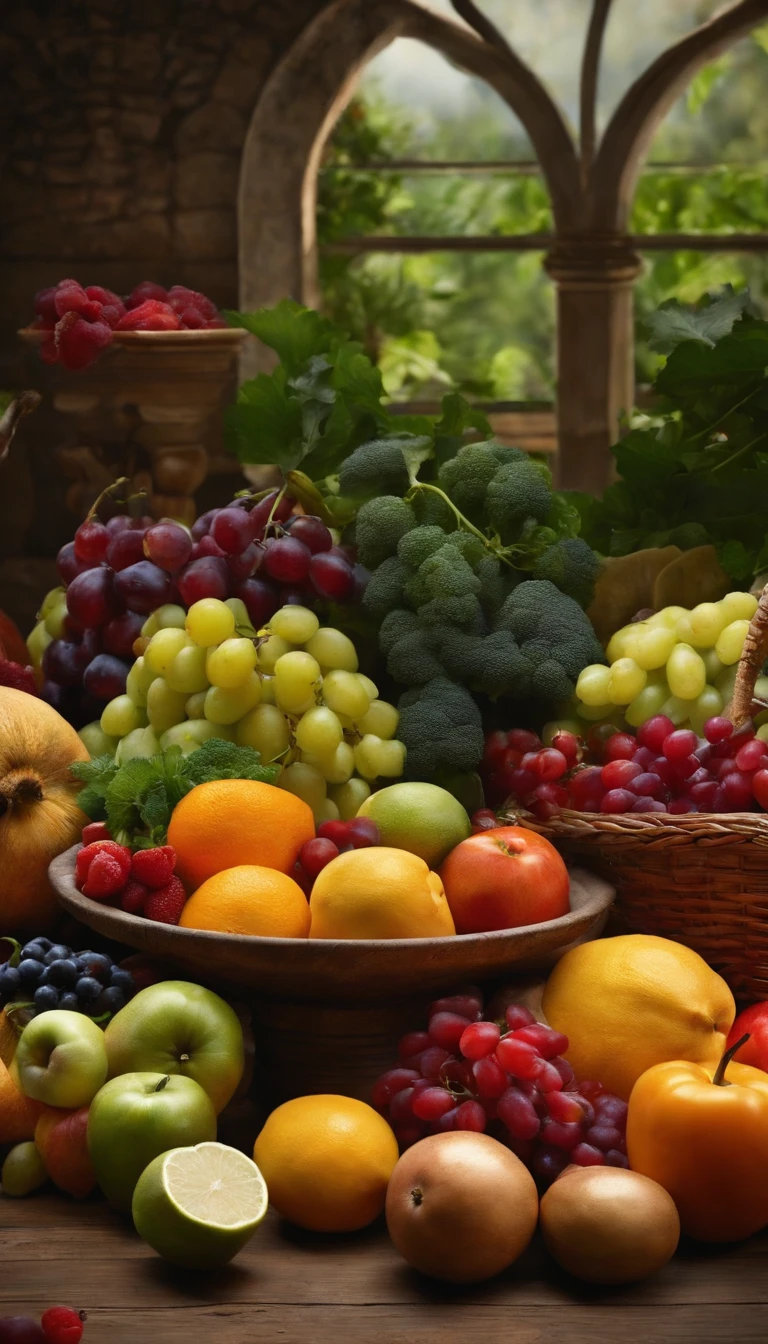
left=131, top=846, right=177, bottom=890
left=82, top=821, right=111, bottom=845
left=81, top=851, right=126, bottom=901
left=144, top=877, right=187, bottom=925
left=41, top=1306, right=86, bottom=1344
left=120, top=879, right=150, bottom=915
left=75, top=840, right=131, bottom=891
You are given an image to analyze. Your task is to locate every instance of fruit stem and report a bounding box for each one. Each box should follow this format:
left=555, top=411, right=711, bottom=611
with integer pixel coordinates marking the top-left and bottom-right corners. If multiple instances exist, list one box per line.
left=87, top=476, right=150, bottom=523
left=404, top=482, right=517, bottom=569
left=264, top=485, right=287, bottom=532
left=713, top=1032, right=750, bottom=1087
left=155, top=1075, right=171, bottom=1092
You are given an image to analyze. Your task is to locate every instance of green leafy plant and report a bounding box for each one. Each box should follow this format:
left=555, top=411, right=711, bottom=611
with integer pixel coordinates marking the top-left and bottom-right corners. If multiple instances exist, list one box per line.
left=70, top=738, right=279, bottom=849
left=572, top=288, right=768, bottom=583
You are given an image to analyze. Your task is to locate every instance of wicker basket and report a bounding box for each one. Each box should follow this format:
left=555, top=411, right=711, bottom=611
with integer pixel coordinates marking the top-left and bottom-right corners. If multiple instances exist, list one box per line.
left=508, top=582, right=768, bottom=1003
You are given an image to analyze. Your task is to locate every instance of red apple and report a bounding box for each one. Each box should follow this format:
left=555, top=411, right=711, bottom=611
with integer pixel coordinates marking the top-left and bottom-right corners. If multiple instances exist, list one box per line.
left=727, top=1002, right=768, bottom=1072
left=35, top=1105, right=97, bottom=1198
left=439, top=826, right=570, bottom=934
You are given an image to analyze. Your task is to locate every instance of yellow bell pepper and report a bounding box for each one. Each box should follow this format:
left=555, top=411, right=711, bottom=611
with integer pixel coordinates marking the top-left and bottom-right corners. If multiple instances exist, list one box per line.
left=626, top=1032, right=768, bottom=1242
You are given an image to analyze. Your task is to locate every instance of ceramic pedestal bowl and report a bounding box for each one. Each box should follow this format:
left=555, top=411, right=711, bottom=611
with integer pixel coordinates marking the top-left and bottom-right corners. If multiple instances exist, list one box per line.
left=50, top=846, right=614, bottom=1101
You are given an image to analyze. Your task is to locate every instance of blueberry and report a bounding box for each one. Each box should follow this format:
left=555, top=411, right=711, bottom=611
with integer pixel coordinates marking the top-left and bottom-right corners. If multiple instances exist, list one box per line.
left=36, top=938, right=53, bottom=952
left=75, top=976, right=101, bottom=1002
left=20, top=942, right=47, bottom=963
left=109, top=969, right=136, bottom=996
left=34, top=984, right=60, bottom=1012
left=44, top=944, right=72, bottom=965
left=58, top=992, right=80, bottom=1012
left=0, top=966, right=21, bottom=1000
left=97, top=986, right=125, bottom=1015
left=78, top=952, right=113, bottom=985
left=17, top=959, right=45, bottom=990
left=42, top=959, right=78, bottom=990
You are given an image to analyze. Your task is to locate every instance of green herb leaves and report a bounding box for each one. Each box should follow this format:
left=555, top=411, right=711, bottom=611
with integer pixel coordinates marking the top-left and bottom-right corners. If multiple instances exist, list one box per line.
left=70, top=739, right=279, bottom=849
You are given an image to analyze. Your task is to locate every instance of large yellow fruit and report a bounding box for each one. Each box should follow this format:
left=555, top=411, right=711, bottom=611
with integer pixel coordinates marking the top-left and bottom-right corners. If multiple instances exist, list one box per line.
left=309, top=846, right=455, bottom=940
left=253, top=1094, right=399, bottom=1232
left=0, top=687, right=89, bottom=934
left=541, top=934, right=735, bottom=1100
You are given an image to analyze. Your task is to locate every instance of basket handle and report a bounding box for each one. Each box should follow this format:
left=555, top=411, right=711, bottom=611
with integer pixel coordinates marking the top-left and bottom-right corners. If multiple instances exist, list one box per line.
left=727, top=582, right=768, bottom=728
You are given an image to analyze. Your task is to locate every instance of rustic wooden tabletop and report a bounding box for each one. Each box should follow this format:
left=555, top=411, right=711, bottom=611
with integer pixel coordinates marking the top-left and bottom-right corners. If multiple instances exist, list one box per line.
left=3, top=1192, right=768, bottom=1343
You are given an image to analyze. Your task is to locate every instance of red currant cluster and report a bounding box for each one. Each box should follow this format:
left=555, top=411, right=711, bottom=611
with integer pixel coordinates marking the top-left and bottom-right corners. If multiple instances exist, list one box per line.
left=293, top=817, right=380, bottom=893
left=75, top=829, right=186, bottom=925
left=372, top=988, right=628, bottom=1186
left=31, top=279, right=225, bottom=372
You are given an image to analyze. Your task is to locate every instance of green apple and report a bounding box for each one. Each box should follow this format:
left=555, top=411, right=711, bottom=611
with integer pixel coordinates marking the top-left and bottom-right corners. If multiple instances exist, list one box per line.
left=358, top=782, right=471, bottom=867
left=104, top=981, right=244, bottom=1115
left=87, top=1071, right=217, bottom=1212
left=13, top=1010, right=108, bottom=1109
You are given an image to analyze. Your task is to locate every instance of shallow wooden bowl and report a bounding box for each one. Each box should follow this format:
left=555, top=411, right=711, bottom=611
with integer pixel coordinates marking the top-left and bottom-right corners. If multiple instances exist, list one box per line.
left=50, top=847, right=614, bottom=1100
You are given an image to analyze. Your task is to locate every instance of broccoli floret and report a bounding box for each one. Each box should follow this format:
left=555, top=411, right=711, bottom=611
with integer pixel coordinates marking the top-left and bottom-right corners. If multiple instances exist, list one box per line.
left=398, top=677, right=485, bottom=779
left=403, top=566, right=431, bottom=611
left=489, top=443, right=528, bottom=468
left=668, top=522, right=710, bottom=551
left=419, top=545, right=481, bottom=601
left=386, top=628, right=445, bottom=686
left=438, top=444, right=502, bottom=522
left=354, top=496, right=416, bottom=570
left=338, top=439, right=410, bottom=499
left=362, top=555, right=408, bottom=618
left=437, top=628, right=532, bottom=699
left=397, top=526, right=446, bottom=570
left=533, top=537, right=601, bottom=609
left=412, top=487, right=456, bottom=531
left=474, top=554, right=514, bottom=621
left=443, top=530, right=487, bottom=568
left=417, top=593, right=486, bottom=630
left=485, top=460, right=552, bottom=543
left=379, top=608, right=421, bottom=656
left=493, top=580, right=605, bottom=700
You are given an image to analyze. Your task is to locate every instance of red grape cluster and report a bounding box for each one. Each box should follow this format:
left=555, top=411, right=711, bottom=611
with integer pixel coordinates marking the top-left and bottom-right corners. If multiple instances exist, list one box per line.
left=372, top=989, right=628, bottom=1186
left=43, top=494, right=367, bottom=726
left=31, top=279, right=225, bottom=372
left=293, top=816, right=380, bottom=893
left=488, top=715, right=768, bottom=818
left=482, top=727, right=582, bottom=818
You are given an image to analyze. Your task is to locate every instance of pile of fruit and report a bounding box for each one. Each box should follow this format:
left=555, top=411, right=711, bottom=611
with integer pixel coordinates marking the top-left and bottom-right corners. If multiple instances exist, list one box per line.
left=29, top=279, right=227, bottom=372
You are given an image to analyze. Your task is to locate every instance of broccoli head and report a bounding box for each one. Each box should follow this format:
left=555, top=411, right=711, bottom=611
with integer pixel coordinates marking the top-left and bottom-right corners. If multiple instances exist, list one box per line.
left=362, top=554, right=407, bottom=618
left=398, top=677, right=485, bottom=779
left=485, top=459, right=552, bottom=543
left=494, top=581, right=605, bottom=692
left=438, top=443, right=504, bottom=523
left=437, top=627, right=532, bottom=699
left=338, top=438, right=410, bottom=499
left=379, top=607, right=421, bottom=655
left=397, top=525, right=447, bottom=570
left=474, top=554, right=514, bottom=622
left=417, top=592, right=486, bottom=630
left=419, top=544, right=481, bottom=601
left=354, top=496, right=415, bottom=570
left=386, top=626, right=445, bottom=686
left=532, top=537, right=601, bottom=609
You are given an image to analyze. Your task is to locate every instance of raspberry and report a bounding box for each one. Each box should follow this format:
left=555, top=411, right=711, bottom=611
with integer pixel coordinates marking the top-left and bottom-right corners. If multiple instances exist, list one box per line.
left=55, top=314, right=113, bottom=371
left=115, top=300, right=181, bottom=332
left=75, top=840, right=131, bottom=890
left=125, top=281, right=168, bottom=309
left=34, top=286, right=58, bottom=325
left=81, top=851, right=126, bottom=900
left=144, top=876, right=187, bottom=924
left=0, top=659, right=37, bottom=696
left=41, top=1306, right=86, bottom=1344
left=120, top=879, right=150, bottom=915
left=85, top=286, right=125, bottom=329
left=178, top=306, right=206, bottom=329
left=54, top=279, right=90, bottom=318
left=131, top=846, right=176, bottom=889
left=167, top=285, right=217, bottom=319
left=81, top=821, right=111, bottom=845
left=203, top=317, right=227, bottom=328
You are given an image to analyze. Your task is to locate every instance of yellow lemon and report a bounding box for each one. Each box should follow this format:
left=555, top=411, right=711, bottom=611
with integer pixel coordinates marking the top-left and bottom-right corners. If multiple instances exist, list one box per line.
left=253, top=1094, right=399, bottom=1232
left=542, top=934, right=735, bottom=1100
left=309, top=846, right=455, bottom=939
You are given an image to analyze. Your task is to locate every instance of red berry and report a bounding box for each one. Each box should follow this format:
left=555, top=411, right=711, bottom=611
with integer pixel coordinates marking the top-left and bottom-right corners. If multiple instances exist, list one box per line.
left=371, top=1067, right=420, bottom=1110
left=81, top=852, right=126, bottom=900
left=572, top=1142, right=605, bottom=1167
left=131, top=846, right=177, bottom=889
left=637, top=715, right=675, bottom=753
left=753, top=768, right=768, bottom=810
left=120, top=880, right=150, bottom=915
left=298, top=837, right=339, bottom=879
left=75, top=840, right=131, bottom=892
left=602, top=731, right=637, bottom=762
left=551, top=730, right=580, bottom=763
left=316, top=819, right=351, bottom=848
left=459, top=1020, right=500, bottom=1060
left=397, top=1030, right=431, bottom=1063
left=144, top=876, right=187, bottom=925
left=345, top=817, right=379, bottom=848
left=40, top=1307, right=86, bottom=1344
left=504, top=1003, right=536, bottom=1030
left=428, top=1010, right=472, bottom=1050
left=81, top=821, right=111, bottom=845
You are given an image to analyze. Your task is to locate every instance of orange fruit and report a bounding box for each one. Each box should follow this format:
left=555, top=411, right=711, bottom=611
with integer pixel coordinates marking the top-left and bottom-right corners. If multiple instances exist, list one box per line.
left=179, top=865, right=310, bottom=938
left=309, top=847, right=455, bottom=940
left=253, top=1094, right=399, bottom=1232
left=168, top=780, right=315, bottom=889
left=0, top=1057, right=44, bottom=1144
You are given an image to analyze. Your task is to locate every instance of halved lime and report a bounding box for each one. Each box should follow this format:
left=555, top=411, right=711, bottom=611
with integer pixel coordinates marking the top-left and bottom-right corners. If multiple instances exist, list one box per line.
left=132, top=1141, right=268, bottom=1268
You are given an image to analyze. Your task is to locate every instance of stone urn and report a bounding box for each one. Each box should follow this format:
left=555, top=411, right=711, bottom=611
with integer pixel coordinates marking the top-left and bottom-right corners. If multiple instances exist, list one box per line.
left=19, top=327, right=247, bottom=524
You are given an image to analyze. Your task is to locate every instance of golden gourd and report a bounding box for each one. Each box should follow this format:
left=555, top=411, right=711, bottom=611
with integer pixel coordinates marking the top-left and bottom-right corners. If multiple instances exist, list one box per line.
left=0, top=687, right=89, bottom=933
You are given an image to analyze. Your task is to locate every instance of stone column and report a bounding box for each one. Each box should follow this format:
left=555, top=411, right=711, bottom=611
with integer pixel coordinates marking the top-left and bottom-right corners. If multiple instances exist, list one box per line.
left=545, top=236, right=642, bottom=497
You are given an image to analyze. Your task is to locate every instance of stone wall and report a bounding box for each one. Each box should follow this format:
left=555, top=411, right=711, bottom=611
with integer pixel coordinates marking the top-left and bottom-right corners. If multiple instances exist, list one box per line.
left=0, top=0, right=328, bottom=630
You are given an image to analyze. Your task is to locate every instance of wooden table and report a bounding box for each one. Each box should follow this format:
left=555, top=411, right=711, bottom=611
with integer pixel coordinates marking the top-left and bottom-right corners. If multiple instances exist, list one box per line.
left=3, top=1192, right=768, bottom=1343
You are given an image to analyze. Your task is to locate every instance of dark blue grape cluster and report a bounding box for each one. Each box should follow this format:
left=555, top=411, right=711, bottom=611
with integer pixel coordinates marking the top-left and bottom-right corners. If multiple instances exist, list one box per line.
left=0, top=939, right=136, bottom=1019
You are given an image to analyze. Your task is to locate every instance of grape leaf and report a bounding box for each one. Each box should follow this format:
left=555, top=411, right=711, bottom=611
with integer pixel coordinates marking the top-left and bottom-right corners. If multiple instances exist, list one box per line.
left=645, top=288, right=749, bottom=353
left=223, top=300, right=337, bottom=375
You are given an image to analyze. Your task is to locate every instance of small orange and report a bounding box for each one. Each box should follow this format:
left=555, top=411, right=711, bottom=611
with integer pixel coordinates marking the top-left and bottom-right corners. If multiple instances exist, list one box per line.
left=168, top=779, right=315, bottom=888
left=0, top=1058, right=44, bottom=1144
left=179, top=864, right=311, bottom=938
